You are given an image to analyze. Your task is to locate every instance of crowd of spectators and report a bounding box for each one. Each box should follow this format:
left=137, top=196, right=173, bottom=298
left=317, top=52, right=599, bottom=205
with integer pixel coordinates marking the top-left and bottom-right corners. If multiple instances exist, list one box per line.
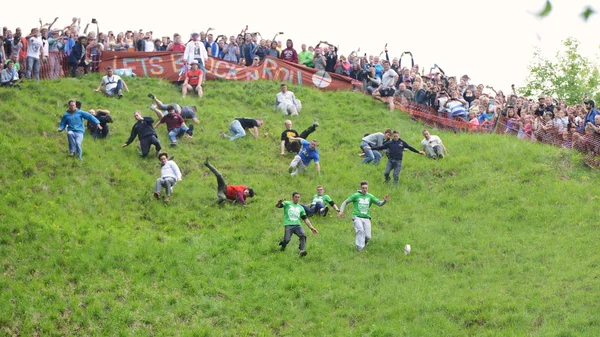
left=2, top=17, right=600, bottom=161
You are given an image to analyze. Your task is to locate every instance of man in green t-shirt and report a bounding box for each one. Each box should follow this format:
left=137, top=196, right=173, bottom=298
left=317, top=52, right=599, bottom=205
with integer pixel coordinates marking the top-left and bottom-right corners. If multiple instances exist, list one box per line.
left=301, top=185, right=341, bottom=217
left=338, top=181, right=389, bottom=251
left=276, top=192, right=319, bottom=257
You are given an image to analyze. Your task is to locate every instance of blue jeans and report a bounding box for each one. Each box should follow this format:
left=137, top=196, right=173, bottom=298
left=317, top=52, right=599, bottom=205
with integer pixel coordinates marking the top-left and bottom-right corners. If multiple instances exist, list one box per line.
left=227, top=120, right=246, bottom=141
left=194, top=57, right=206, bottom=80
left=26, top=57, right=41, bottom=80
left=67, top=130, right=84, bottom=160
left=360, top=141, right=381, bottom=165
left=168, top=126, right=190, bottom=142
left=106, top=80, right=123, bottom=96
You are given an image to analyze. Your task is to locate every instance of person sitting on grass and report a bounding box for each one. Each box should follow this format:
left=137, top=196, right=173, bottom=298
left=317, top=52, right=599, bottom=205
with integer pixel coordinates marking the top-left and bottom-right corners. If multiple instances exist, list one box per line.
left=276, top=192, right=319, bottom=258
left=94, top=66, right=129, bottom=98
left=154, top=105, right=193, bottom=147
left=182, top=60, right=203, bottom=98
left=204, top=158, right=255, bottom=205
left=420, top=129, right=448, bottom=159
left=147, top=93, right=200, bottom=124
left=275, top=83, right=302, bottom=116
left=154, top=152, right=182, bottom=202
left=301, top=185, right=340, bottom=217
left=1, top=59, right=21, bottom=87
left=122, top=110, right=162, bottom=158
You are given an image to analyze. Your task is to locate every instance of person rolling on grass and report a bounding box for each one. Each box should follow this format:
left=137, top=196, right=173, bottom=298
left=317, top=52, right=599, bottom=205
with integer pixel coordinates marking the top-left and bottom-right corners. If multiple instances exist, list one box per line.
left=288, top=138, right=320, bottom=176
left=338, top=181, right=389, bottom=252
left=204, top=158, right=255, bottom=205
left=154, top=105, right=193, bottom=147
left=154, top=152, right=182, bottom=202
left=371, top=130, right=425, bottom=187
left=276, top=192, right=319, bottom=257
left=57, top=99, right=102, bottom=161
left=122, top=110, right=162, bottom=158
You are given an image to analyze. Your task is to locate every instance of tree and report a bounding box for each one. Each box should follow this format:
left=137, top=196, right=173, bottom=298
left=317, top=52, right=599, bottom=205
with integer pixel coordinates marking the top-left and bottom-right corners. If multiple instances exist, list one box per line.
left=520, top=37, right=600, bottom=105
left=537, top=1, right=596, bottom=21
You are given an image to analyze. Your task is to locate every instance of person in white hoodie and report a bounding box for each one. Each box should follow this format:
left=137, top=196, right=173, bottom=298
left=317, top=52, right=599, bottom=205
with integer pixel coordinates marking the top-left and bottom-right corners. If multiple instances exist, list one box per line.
left=154, top=152, right=182, bottom=202
left=182, top=32, right=208, bottom=79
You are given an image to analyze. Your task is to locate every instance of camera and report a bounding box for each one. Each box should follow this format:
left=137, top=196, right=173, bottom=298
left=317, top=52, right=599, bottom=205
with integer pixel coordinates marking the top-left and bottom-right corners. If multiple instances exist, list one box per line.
left=91, top=18, right=97, bottom=24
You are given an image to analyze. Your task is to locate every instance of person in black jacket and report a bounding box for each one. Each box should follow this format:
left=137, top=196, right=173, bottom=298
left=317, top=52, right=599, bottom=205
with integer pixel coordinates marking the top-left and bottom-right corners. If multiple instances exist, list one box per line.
left=122, top=110, right=162, bottom=158
left=67, top=35, right=87, bottom=77
left=371, top=130, right=424, bottom=186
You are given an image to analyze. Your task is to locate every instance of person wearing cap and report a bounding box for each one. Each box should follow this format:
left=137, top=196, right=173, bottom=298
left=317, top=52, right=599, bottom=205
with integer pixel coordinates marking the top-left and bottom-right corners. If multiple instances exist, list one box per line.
left=182, top=31, right=208, bottom=77
left=203, top=158, right=255, bottom=205
left=275, top=83, right=302, bottom=116
left=1, top=59, right=21, bottom=87
left=57, top=99, right=102, bottom=161
left=94, top=66, right=129, bottom=98
left=123, top=111, right=162, bottom=158
left=154, top=105, right=193, bottom=146
left=182, top=60, right=203, bottom=98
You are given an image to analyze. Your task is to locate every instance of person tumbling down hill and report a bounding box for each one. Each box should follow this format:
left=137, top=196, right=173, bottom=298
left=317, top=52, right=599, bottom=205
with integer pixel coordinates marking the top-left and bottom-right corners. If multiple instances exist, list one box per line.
left=280, top=119, right=318, bottom=155
left=147, top=93, right=200, bottom=124
left=204, top=158, right=255, bottom=205
left=122, top=110, right=161, bottom=158
left=154, top=152, right=182, bottom=202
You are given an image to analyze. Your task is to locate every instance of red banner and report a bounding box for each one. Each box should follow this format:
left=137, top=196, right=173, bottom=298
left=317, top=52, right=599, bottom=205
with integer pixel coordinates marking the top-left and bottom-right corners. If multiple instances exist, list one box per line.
left=99, top=52, right=354, bottom=90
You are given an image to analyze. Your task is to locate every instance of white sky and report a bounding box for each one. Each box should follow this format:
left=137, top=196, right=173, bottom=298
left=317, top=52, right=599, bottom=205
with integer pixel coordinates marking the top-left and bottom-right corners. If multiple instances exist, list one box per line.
left=7, top=0, right=599, bottom=92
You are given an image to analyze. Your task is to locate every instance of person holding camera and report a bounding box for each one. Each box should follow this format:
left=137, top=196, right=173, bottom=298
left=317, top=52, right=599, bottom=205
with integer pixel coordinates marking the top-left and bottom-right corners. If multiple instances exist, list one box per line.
left=222, top=35, right=241, bottom=63
left=313, top=47, right=326, bottom=71
left=372, top=60, right=398, bottom=112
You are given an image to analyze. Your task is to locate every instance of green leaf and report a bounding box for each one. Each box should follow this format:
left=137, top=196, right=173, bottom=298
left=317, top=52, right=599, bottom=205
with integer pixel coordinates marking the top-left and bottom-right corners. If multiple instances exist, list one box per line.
left=581, top=7, right=596, bottom=21
left=537, top=0, right=553, bottom=18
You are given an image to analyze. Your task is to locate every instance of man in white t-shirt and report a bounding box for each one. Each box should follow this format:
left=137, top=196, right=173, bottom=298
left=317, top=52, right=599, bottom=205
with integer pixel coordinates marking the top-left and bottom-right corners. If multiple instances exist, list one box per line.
left=420, top=129, right=448, bottom=159
left=275, top=83, right=302, bottom=116
left=94, top=66, right=129, bottom=98
left=25, top=28, right=44, bottom=80
left=182, top=32, right=208, bottom=78
left=373, top=60, right=398, bottom=112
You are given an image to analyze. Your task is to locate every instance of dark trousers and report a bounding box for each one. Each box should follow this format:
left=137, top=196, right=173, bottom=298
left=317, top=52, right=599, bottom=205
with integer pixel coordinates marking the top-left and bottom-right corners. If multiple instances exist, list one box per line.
left=69, top=60, right=88, bottom=78
left=205, top=162, right=228, bottom=203
left=92, top=116, right=109, bottom=139
left=280, top=225, right=306, bottom=250
left=287, top=124, right=317, bottom=153
left=140, top=135, right=161, bottom=158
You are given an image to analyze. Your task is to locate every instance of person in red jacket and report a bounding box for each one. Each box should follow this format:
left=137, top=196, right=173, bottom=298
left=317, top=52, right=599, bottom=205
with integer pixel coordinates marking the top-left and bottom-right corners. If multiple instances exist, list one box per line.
left=204, top=158, right=254, bottom=205
left=279, top=39, right=298, bottom=63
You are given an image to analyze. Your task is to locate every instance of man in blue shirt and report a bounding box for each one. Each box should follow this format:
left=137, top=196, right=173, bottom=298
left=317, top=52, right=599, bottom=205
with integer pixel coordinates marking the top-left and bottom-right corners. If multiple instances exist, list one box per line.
left=288, top=138, right=320, bottom=176
left=57, top=99, right=102, bottom=160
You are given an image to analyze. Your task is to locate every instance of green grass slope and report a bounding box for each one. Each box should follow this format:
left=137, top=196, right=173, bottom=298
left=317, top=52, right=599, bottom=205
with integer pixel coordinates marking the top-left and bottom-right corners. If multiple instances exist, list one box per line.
left=0, top=77, right=599, bottom=336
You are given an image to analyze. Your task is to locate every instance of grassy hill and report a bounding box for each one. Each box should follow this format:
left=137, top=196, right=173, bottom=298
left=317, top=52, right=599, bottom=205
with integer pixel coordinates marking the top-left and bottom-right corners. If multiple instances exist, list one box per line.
left=0, top=76, right=599, bottom=336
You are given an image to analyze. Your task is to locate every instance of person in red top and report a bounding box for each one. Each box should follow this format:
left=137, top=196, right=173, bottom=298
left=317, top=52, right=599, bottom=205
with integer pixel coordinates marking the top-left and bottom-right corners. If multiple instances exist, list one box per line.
left=204, top=158, right=254, bottom=205
left=182, top=60, right=204, bottom=98
left=280, top=39, right=298, bottom=63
